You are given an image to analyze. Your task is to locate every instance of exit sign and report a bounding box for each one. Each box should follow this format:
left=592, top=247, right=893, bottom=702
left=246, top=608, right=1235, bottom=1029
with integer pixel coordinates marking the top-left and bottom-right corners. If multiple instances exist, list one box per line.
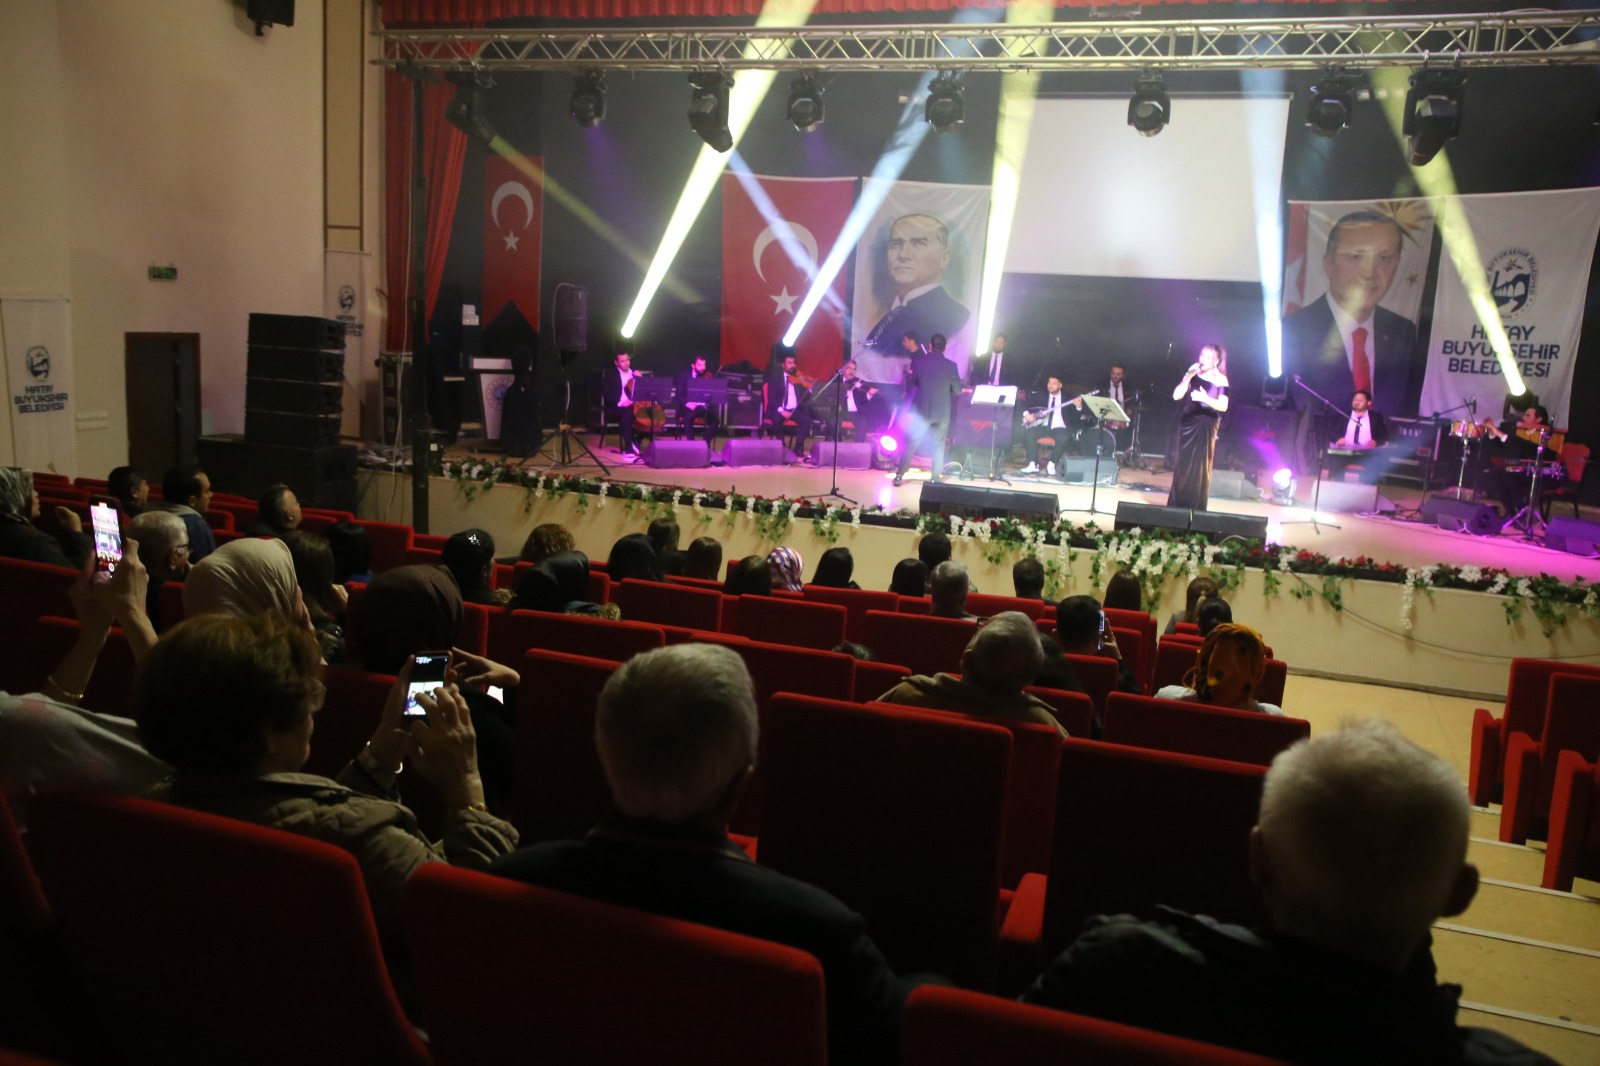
left=148, top=265, right=177, bottom=281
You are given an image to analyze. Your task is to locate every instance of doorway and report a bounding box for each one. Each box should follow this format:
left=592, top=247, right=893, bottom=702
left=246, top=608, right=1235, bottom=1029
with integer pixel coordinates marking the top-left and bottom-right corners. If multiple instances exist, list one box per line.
left=125, top=333, right=200, bottom=476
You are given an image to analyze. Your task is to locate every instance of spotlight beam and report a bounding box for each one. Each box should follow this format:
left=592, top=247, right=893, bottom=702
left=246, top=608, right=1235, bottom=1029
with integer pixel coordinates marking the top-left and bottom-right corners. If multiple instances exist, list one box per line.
left=1242, top=68, right=1287, bottom=378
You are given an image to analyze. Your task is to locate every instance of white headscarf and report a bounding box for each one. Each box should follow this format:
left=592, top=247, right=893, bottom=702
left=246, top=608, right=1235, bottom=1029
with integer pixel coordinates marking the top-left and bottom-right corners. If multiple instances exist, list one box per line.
left=183, top=538, right=299, bottom=620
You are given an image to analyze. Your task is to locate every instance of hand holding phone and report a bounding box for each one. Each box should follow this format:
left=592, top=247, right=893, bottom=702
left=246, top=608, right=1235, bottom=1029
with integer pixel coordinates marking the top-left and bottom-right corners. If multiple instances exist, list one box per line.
left=89, top=501, right=123, bottom=575
left=404, top=652, right=451, bottom=718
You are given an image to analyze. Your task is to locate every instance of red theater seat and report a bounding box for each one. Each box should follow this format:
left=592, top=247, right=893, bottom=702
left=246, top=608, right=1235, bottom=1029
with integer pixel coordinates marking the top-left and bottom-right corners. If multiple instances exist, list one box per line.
left=863, top=610, right=976, bottom=678
left=1470, top=659, right=1600, bottom=806
left=853, top=658, right=911, bottom=702
left=1063, top=653, right=1119, bottom=713
left=302, top=665, right=394, bottom=779
left=0, top=558, right=76, bottom=644
left=487, top=609, right=664, bottom=667
left=1501, top=673, right=1600, bottom=844
left=966, top=592, right=1051, bottom=620
left=5, top=618, right=136, bottom=720
left=1543, top=749, right=1600, bottom=892
left=512, top=649, right=621, bottom=844
left=734, top=594, right=847, bottom=650
left=614, top=578, right=722, bottom=632
left=802, top=585, right=899, bottom=644
left=1102, top=692, right=1309, bottom=767
left=353, top=520, right=414, bottom=573
left=1024, top=687, right=1095, bottom=740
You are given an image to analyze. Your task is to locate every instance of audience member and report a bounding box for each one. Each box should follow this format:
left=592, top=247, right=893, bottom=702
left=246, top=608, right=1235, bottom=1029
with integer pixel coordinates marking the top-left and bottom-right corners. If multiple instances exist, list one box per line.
left=878, top=613, right=1066, bottom=736
left=282, top=529, right=346, bottom=661
left=1012, top=556, right=1046, bottom=601
left=724, top=555, right=773, bottom=597
left=1054, top=595, right=1139, bottom=694
left=1165, top=575, right=1219, bottom=634
left=1033, top=635, right=1085, bottom=699
left=1022, top=719, right=1551, bottom=1065
left=244, top=483, right=302, bottom=538
left=515, top=550, right=617, bottom=618
left=682, top=536, right=723, bottom=581
left=928, top=560, right=975, bottom=620
left=0, top=467, right=91, bottom=569
left=490, top=644, right=909, bottom=1066
left=647, top=517, right=684, bottom=576
left=1103, top=570, right=1143, bottom=613
left=183, top=537, right=306, bottom=623
left=607, top=532, right=665, bottom=584
left=889, top=558, right=928, bottom=598
left=516, top=522, right=575, bottom=566
left=323, top=520, right=374, bottom=585
left=442, top=528, right=502, bottom=606
left=1197, top=595, right=1233, bottom=637
left=811, top=546, right=859, bottom=589
left=1155, top=623, right=1282, bottom=715
left=138, top=612, right=517, bottom=1007
left=767, top=545, right=805, bottom=593
left=155, top=466, right=217, bottom=562
left=127, top=509, right=192, bottom=627
left=107, top=465, right=149, bottom=516
left=916, top=532, right=952, bottom=589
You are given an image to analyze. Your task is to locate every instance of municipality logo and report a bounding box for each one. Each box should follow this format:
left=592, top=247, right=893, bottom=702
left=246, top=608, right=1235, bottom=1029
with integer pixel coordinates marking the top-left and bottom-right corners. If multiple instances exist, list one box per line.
left=1487, top=249, right=1537, bottom=317
left=338, top=285, right=356, bottom=313
left=25, top=346, right=50, bottom=381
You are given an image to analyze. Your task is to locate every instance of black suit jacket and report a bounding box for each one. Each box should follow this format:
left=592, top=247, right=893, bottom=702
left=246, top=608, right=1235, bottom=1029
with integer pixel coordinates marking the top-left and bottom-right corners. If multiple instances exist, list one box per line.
left=600, top=366, right=633, bottom=408
left=863, top=287, right=971, bottom=352
left=1333, top=409, right=1389, bottom=447
left=491, top=814, right=905, bottom=1066
left=905, top=352, right=961, bottom=423
left=967, top=350, right=1025, bottom=390
left=763, top=365, right=811, bottom=419
left=1282, top=296, right=1418, bottom=414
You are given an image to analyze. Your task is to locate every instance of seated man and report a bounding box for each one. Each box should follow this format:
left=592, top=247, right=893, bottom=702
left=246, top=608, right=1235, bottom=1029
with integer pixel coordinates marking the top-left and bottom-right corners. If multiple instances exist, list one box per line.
left=928, top=561, right=975, bottom=620
left=877, top=612, right=1066, bottom=737
left=1153, top=622, right=1283, bottom=716
left=243, top=483, right=302, bottom=538
left=1012, top=556, right=1046, bottom=601
left=153, top=465, right=217, bottom=562
left=490, top=644, right=908, bottom=1066
left=127, top=510, right=193, bottom=628
left=1054, top=595, right=1139, bottom=694
left=1024, top=719, right=1552, bottom=1065
left=1325, top=389, right=1390, bottom=485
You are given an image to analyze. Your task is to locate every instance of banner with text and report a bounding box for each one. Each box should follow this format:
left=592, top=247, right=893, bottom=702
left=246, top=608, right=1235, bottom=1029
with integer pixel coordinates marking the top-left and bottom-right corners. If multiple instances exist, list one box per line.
left=1420, top=187, right=1600, bottom=429
left=851, top=178, right=991, bottom=383
left=2, top=297, right=76, bottom=473
left=721, top=173, right=855, bottom=381
left=482, top=154, right=545, bottom=328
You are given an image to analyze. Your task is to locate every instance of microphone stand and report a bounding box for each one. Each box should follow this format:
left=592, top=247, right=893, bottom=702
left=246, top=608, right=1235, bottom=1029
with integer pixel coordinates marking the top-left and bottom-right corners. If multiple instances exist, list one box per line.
left=1428, top=398, right=1480, bottom=503
left=808, top=362, right=856, bottom=505
left=1285, top=377, right=1348, bottom=533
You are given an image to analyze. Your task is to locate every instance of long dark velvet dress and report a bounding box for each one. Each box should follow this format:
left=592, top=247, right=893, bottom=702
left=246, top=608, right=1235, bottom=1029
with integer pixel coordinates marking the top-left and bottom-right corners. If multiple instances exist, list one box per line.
left=1167, top=379, right=1228, bottom=511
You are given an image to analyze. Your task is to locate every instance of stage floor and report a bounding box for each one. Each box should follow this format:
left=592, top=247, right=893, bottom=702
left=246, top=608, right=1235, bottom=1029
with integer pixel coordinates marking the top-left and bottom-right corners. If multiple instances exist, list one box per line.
left=449, top=435, right=1600, bottom=585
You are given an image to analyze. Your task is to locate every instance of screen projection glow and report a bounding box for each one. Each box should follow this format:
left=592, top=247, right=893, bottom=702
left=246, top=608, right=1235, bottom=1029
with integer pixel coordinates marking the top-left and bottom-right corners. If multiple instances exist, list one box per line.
left=1004, top=96, right=1291, bottom=283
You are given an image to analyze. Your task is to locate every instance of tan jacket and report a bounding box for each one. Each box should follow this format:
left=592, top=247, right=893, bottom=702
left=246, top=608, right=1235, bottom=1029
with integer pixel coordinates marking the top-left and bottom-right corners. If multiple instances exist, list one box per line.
left=876, top=673, right=1068, bottom=737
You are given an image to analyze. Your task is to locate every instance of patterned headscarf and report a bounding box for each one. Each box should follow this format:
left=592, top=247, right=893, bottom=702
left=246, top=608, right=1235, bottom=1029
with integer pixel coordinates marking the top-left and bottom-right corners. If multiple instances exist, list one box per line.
left=0, top=468, right=33, bottom=524
left=766, top=546, right=804, bottom=593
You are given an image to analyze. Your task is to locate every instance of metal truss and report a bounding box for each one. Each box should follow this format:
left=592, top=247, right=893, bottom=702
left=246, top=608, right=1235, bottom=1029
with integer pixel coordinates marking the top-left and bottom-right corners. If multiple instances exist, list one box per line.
left=377, top=11, right=1600, bottom=73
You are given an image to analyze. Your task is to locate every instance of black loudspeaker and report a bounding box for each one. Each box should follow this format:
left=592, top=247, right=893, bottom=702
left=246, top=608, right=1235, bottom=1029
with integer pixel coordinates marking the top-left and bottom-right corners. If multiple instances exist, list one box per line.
left=1190, top=510, right=1270, bottom=544
left=643, top=440, right=711, bottom=469
left=247, top=313, right=341, bottom=351
left=246, top=379, right=342, bottom=414
left=198, top=435, right=357, bottom=512
left=1114, top=503, right=1190, bottom=535
left=1545, top=517, right=1600, bottom=557
left=720, top=439, right=786, bottom=467
left=554, top=285, right=589, bottom=352
left=1209, top=470, right=1256, bottom=500
left=1057, top=457, right=1117, bottom=485
left=244, top=411, right=340, bottom=448
left=247, top=0, right=295, bottom=29
left=247, top=346, right=343, bottom=384
left=918, top=483, right=1059, bottom=523
left=1420, top=496, right=1500, bottom=536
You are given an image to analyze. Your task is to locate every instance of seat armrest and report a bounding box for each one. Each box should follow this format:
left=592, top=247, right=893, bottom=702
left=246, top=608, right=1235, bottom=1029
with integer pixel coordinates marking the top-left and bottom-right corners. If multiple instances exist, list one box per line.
left=995, top=872, right=1047, bottom=996
left=1499, top=730, right=1541, bottom=844
left=1469, top=707, right=1504, bottom=807
left=1542, top=750, right=1597, bottom=892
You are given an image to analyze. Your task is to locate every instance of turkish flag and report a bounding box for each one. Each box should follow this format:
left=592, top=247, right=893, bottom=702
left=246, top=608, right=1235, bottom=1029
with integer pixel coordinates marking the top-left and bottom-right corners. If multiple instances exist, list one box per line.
left=721, top=174, right=855, bottom=380
left=483, top=154, right=545, bottom=327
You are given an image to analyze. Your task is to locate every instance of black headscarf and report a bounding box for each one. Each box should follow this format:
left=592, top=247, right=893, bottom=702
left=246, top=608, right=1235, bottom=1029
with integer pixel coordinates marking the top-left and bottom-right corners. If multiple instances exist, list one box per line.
left=352, top=565, right=463, bottom=674
left=515, top=550, right=596, bottom=614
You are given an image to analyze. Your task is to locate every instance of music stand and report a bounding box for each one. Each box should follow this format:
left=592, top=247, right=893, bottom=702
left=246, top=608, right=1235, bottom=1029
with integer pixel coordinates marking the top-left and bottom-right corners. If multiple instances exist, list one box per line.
left=1075, top=394, right=1128, bottom=517
left=971, top=385, right=1017, bottom=484
left=808, top=362, right=856, bottom=505
left=683, top=378, right=729, bottom=442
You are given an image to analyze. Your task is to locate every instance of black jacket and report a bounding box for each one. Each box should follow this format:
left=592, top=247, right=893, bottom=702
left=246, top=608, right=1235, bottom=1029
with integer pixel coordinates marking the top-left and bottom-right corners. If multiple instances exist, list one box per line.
left=0, top=519, right=90, bottom=570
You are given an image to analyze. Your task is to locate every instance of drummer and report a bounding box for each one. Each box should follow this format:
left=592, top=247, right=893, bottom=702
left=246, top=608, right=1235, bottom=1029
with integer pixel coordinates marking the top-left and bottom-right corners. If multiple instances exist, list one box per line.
left=1482, top=404, right=1554, bottom=517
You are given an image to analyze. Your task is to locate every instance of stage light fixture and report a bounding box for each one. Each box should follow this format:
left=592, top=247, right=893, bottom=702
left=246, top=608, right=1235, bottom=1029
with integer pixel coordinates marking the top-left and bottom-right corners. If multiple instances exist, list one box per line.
left=688, top=71, right=735, bottom=153
left=570, top=71, right=607, bottom=128
left=444, top=70, right=498, bottom=146
left=924, top=74, right=965, bottom=133
left=1402, top=67, right=1464, bottom=166
left=1306, top=69, right=1356, bottom=138
left=1270, top=468, right=1297, bottom=506
left=787, top=74, right=825, bottom=132
left=1127, top=74, right=1169, bottom=137
left=878, top=431, right=902, bottom=455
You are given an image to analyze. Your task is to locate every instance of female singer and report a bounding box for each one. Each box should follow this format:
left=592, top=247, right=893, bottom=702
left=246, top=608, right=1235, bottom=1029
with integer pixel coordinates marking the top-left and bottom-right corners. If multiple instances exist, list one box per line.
left=1167, top=344, right=1230, bottom=511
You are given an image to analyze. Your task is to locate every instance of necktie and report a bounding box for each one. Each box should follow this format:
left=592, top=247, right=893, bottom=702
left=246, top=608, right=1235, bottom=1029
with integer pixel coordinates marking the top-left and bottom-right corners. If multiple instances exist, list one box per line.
left=1353, top=417, right=1362, bottom=445
left=1351, top=326, right=1373, bottom=396
left=990, top=354, right=1002, bottom=385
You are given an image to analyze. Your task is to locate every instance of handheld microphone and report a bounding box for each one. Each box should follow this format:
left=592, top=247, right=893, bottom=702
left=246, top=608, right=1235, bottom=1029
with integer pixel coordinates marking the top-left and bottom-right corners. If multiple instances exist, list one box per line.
left=1187, top=363, right=1202, bottom=375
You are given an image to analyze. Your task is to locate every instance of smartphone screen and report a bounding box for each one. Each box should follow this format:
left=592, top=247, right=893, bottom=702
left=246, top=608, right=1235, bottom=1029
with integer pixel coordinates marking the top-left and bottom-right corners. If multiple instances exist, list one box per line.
left=1097, top=609, right=1108, bottom=652
left=404, top=652, right=451, bottom=718
left=90, top=501, right=123, bottom=575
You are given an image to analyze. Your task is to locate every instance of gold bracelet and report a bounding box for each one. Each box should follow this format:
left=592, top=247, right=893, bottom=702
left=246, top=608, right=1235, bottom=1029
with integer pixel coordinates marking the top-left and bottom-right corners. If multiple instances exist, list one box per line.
left=462, top=801, right=488, bottom=813
left=43, top=676, right=85, bottom=704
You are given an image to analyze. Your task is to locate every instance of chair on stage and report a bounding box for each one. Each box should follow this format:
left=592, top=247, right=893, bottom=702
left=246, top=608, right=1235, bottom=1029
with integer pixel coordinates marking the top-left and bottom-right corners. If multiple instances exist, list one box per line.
left=1540, top=442, right=1589, bottom=520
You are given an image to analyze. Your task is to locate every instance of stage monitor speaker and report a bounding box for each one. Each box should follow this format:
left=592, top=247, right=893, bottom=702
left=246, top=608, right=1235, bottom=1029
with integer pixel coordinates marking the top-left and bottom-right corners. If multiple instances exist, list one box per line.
left=197, top=435, right=356, bottom=512
left=247, top=313, right=342, bottom=351
left=1545, top=516, right=1600, bottom=557
left=1209, top=470, right=1257, bottom=500
left=245, top=411, right=341, bottom=448
left=1114, top=503, right=1190, bottom=535
left=1057, top=457, right=1117, bottom=485
left=918, top=483, right=1058, bottom=523
left=1420, top=496, right=1500, bottom=536
left=247, top=346, right=343, bottom=384
left=644, top=439, right=711, bottom=469
left=811, top=441, right=875, bottom=470
left=245, top=379, right=342, bottom=415
left=720, top=438, right=786, bottom=467
left=1190, top=511, right=1270, bottom=544
left=1314, top=480, right=1381, bottom=514
left=554, top=285, right=589, bottom=352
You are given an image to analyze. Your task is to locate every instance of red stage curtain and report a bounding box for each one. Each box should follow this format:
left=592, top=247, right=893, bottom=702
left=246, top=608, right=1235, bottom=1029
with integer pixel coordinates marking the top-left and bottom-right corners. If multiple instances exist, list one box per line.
left=382, top=74, right=471, bottom=353
left=384, top=0, right=1408, bottom=22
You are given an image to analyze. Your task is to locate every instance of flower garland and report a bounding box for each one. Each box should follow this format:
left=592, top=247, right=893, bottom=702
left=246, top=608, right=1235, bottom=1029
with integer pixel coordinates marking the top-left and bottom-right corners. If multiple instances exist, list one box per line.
left=434, top=458, right=1600, bottom=635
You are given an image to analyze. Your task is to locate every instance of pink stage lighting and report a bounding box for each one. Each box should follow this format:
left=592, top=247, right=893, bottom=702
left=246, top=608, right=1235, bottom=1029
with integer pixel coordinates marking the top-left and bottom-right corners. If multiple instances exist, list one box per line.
left=878, top=433, right=900, bottom=454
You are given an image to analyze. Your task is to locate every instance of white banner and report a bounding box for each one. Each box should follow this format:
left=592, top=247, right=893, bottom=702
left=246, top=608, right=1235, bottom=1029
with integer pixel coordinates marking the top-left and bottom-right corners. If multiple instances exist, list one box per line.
left=1420, top=188, right=1600, bottom=429
left=851, top=178, right=990, bottom=382
left=2, top=297, right=76, bottom=473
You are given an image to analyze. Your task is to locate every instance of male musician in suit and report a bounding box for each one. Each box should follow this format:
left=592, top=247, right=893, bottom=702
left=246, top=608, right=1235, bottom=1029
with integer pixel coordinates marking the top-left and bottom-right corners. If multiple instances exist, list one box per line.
left=1325, top=389, right=1391, bottom=485
left=675, top=355, right=720, bottom=442
left=763, top=351, right=815, bottom=460
left=1020, top=376, right=1073, bottom=477
left=893, top=333, right=962, bottom=486
left=862, top=214, right=971, bottom=356
left=967, top=334, right=1023, bottom=389
left=839, top=359, right=886, bottom=436
left=1483, top=404, right=1553, bottom=517
left=601, top=351, right=639, bottom=461
left=1098, top=363, right=1134, bottom=452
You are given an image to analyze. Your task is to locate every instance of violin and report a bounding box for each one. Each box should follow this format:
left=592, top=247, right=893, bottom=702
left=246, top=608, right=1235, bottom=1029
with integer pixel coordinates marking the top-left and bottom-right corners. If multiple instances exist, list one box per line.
left=788, top=370, right=817, bottom=391
left=633, top=400, right=667, bottom=434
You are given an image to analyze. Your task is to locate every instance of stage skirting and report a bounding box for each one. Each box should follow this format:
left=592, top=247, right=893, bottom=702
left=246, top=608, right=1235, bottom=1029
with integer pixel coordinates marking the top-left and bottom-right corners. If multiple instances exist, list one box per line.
left=356, top=470, right=1600, bottom=699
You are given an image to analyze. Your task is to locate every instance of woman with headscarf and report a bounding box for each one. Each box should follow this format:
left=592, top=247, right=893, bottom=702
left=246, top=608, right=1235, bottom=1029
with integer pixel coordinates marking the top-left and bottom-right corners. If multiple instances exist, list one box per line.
left=0, top=467, right=91, bottom=569
left=183, top=536, right=306, bottom=623
left=606, top=532, right=664, bottom=584
left=810, top=546, right=859, bottom=589
left=513, top=550, right=616, bottom=618
left=1154, top=623, right=1283, bottom=716
left=767, top=545, right=804, bottom=593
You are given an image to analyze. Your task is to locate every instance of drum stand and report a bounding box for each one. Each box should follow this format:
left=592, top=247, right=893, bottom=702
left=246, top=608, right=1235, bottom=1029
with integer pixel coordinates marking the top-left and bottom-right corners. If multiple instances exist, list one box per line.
left=1118, top=402, right=1146, bottom=470
left=1502, top=436, right=1552, bottom=541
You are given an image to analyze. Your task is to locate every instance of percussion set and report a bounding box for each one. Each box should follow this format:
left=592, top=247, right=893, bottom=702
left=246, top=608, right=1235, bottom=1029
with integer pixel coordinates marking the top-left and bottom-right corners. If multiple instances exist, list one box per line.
left=1437, top=419, right=1562, bottom=542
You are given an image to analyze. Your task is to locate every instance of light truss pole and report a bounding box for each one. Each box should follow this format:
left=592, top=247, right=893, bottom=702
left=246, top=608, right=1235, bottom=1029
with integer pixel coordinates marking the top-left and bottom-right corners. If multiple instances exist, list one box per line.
left=377, top=12, right=1600, bottom=73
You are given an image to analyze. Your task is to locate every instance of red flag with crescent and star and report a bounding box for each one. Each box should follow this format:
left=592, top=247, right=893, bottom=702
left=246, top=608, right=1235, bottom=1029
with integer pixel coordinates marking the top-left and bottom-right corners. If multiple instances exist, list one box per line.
left=721, top=173, right=855, bottom=379
left=483, top=154, right=545, bottom=326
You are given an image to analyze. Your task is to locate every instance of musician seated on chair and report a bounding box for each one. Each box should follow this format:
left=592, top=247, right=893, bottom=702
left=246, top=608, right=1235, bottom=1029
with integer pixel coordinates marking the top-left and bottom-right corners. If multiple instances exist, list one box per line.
left=1482, top=404, right=1553, bottom=518
left=1326, top=389, right=1390, bottom=485
left=674, top=355, right=721, bottom=442
left=1100, top=364, right=1133, bottom=452
left=1020, top=376, right=1072, bottom=477
left=840, top=360, right=886, bottom=436
left=762, top=352, right=816, bottom=461
left=601, top=351, right=640, bottom=462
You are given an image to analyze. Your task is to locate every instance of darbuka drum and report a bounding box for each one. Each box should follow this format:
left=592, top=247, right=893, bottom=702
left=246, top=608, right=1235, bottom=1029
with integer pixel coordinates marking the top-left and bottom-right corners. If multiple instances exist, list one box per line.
left=1503, top=460, right=1565, bottom=480
left=1450, top=420, right=1484, bottom=439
